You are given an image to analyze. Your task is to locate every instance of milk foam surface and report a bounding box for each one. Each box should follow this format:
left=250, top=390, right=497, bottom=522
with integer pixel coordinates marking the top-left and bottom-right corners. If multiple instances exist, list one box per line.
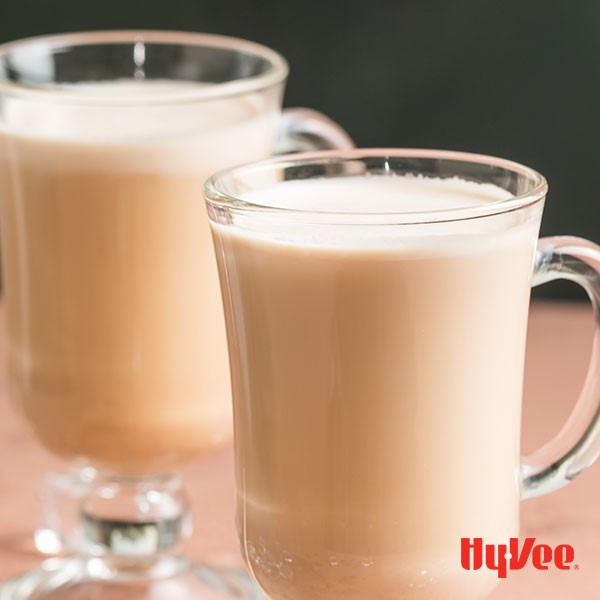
left=2, top=80, right=265, bottom=140
left=240, top=174, right=512, bottom=212
left=1, top=80, right=278, bottom=172
left=214, top=175, right=530, bottom=252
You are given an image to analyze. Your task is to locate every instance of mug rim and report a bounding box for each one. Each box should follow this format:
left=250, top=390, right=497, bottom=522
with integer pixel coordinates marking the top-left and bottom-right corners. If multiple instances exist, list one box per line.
left=0, top=30, right=289, bottom=105
left=204, top=148, right=549, bottom=225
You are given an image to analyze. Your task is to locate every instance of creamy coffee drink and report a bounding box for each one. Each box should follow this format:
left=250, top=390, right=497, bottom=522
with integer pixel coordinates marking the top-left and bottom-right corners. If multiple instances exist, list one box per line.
left=0, top=81, right=277, bottom=476
left=212, top=176, right=540, bottom=600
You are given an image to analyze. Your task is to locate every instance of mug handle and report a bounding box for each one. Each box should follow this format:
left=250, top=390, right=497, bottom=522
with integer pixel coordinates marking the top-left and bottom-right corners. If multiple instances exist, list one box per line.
left=276, top=107, right=354, bottom=153
left=521, top=236, right=600, bottom=499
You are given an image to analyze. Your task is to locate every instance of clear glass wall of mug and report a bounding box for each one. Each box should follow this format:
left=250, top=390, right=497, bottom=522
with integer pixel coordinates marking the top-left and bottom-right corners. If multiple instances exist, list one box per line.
left=206, top=149, right=600, bottom=600
left=0, top=30, right=351, bottom=599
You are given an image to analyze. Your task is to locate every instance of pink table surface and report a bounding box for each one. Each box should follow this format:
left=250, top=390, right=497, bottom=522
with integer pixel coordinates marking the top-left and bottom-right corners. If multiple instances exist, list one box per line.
left=0, top=301, right=598, bottom=598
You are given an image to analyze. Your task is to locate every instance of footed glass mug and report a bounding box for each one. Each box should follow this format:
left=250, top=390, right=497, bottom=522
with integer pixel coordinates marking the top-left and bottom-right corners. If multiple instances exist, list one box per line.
left=206, top=149, right=600, bottom=600
left=0, top=31, right=351, bottom=599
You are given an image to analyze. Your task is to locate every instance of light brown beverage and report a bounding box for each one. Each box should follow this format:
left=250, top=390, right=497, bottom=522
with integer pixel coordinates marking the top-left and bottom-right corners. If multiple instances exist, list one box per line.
left=212, top=176, right=541, bottom=600
left=0, top=82, right=277, bottom=476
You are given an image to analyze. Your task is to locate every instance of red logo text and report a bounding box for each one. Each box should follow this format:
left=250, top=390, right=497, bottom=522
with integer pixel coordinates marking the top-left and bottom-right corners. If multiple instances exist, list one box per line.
left=461, top=538, right=575, bottom=578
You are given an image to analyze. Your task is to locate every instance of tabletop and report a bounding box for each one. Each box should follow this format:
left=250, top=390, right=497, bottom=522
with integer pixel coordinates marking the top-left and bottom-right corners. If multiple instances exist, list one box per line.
left=0, top=301, right=598, bottom=599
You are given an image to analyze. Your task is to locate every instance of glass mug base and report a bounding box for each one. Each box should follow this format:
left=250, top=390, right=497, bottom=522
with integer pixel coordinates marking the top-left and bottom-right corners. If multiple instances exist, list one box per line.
left=0, top=556, right=264, bottom=600
left=5, top=472, right=265, bottom=600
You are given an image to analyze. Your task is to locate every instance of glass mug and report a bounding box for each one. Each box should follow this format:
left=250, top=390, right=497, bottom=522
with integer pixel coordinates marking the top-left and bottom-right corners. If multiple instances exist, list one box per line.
left=0, top=31, right=351, bottom=599
left=205, top=149, right=600, bottom=600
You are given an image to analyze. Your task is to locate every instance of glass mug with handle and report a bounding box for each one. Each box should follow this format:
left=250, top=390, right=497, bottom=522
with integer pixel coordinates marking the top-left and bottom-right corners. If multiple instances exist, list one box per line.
left=0, top=31, right=352, bottom=599
left=205, top=149, right=600, bottom=600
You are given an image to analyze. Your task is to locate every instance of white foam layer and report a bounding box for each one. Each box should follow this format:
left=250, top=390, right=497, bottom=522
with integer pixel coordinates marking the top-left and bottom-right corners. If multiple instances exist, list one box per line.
left=240, top=175, right=512, bottom=213
left=1, top=79, right=269, bottom=141
left=214, top=176, right=538, bottom=253
left=0, top=80, right=278, bottom=172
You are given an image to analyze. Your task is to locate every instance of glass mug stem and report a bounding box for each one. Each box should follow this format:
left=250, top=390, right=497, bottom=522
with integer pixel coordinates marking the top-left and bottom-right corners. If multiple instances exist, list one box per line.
left=36, top=474, right=191, bottom=578
left=80, top=473, right=190, bottom=557
left=36, top=473, right=192, bottom=565
left=522, top=236, right=600, bottom=498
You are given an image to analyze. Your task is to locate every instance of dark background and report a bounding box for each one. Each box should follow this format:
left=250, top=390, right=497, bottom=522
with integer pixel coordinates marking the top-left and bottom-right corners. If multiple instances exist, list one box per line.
left=1, top=0, right=598, bottom=300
